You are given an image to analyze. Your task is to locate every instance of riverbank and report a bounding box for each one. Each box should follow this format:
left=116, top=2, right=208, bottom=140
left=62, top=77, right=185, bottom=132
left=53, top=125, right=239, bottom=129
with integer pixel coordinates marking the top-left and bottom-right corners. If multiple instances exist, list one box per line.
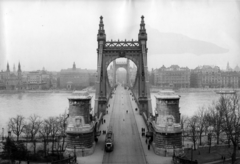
left=2, top=87, right=239, bottom=94
left=150, top=87, right=240, bottom=93
left=0, top=90, right=72, bottom=94
left=0, top=88, right=96, bottom=94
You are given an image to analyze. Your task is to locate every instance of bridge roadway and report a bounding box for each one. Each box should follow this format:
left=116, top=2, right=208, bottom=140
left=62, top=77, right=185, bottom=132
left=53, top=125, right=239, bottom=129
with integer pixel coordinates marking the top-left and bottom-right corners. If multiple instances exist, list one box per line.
left=102, top=86, right=147, bottom=164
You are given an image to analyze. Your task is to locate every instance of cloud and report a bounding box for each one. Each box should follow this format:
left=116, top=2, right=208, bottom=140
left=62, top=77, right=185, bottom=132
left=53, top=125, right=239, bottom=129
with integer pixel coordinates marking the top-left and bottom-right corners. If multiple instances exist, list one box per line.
left=147, top=26, right=229, bottom=55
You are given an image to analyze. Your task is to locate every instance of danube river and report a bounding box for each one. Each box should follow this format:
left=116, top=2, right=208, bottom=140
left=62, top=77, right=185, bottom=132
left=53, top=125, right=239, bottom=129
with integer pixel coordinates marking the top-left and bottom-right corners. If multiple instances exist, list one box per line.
left=0, top=90, right=222, bottom=135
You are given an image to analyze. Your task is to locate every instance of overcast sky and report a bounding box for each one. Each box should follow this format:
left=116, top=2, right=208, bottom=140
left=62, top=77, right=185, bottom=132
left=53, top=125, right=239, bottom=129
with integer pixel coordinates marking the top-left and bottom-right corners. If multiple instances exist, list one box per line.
left=0, top=0, right=239, bottom=71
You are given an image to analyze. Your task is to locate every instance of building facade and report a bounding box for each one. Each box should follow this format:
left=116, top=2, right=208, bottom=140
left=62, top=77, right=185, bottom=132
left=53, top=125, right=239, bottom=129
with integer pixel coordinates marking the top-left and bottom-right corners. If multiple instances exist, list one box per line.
left=26, top=71, right=45, bottom=90
left=190, top=65, right=222, bottom=88
left=59, top=63, right=91, bottom=90
left=220, top=72, right=239, bottom=88
left=154, top=65, right=190, bottom=89
left=1, top=63, right=24, bottom=90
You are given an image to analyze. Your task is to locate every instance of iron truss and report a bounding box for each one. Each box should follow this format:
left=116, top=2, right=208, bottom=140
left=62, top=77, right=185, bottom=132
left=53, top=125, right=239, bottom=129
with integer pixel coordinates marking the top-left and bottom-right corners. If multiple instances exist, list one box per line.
left=105, top=41, right=140, bottom=48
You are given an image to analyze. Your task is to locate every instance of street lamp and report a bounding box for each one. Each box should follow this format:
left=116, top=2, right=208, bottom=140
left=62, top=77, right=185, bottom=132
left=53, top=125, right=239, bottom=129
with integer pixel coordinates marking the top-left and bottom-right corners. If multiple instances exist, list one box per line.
left=196, top=126, right=200, bottom=149
left=8, top=131, right=11, bottom=138
left=173, top=146, right=175, bottom=157
left=191, top=145, right=193, bottom=162
left=7, top=130, right=12, bottom=160
left=82, top=148, right=84, bottom=157
left=53, top=136, right=55, bottom=154
left=2, top=128, right=4, bottom=141
left=74, top=146, right=76, bottom=157
left=208, top=126, right=214, bottom=153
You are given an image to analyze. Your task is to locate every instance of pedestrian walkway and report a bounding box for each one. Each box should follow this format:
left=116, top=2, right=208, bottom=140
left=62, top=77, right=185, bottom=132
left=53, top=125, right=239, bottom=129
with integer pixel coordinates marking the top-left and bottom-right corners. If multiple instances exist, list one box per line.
left=76, top=90, right=116, bottom=164
left=128, top=90, right=172, bottom=164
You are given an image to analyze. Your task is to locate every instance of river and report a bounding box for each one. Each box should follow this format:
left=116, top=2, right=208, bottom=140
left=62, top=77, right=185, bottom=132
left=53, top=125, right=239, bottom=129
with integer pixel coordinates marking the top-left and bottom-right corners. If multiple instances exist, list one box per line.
left=0, top=90, right=222, bottom=135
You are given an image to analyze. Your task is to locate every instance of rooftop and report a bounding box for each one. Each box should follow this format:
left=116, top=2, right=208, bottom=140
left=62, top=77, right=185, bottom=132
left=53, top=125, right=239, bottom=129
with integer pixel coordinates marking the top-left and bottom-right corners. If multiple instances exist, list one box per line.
left=68, top=90, right=92, bottom=100
left=155, top=90, right=180, bottom=99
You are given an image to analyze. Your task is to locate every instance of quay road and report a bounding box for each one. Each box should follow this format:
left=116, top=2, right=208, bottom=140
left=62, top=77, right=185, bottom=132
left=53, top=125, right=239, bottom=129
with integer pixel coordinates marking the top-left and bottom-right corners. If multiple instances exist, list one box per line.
left=102, top=86, right=147, bottom=164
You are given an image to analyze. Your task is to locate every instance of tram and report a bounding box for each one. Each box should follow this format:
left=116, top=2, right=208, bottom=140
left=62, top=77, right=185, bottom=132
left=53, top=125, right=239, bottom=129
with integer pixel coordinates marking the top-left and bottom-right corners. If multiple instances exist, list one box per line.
left=105, top=127, right=114, bottom=152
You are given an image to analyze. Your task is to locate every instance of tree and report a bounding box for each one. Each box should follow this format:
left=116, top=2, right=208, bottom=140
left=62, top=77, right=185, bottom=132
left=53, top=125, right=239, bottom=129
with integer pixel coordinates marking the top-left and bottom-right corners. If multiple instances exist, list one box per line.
left=45, top=117, right=60, bottom=153
left=180, top=115, right=188, bottom=145
left=2, top=137, right=27, bottom=162
left=195, top=107, right=207, bottom=146
left=8, top=115, right=25, bottom=141
left=39, top=119, right=52, bottom=156
left=28, top=115, right=42, bottom=154
left=205, top=99, right=225, bottom=145
left=2, top=137, right=17, bottom=160
left=22, top=123, right=31, bottom=152
left=58, top=110, right=68, bottom=152
left=187, top=115, right=199, bottom=150
left=220, top=94, right=240, bottom=164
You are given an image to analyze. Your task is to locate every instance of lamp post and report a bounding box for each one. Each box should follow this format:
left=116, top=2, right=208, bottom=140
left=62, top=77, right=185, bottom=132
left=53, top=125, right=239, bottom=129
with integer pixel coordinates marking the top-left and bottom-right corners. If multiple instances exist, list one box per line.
left=7, top=131, right=11, bottom=160
left=82, top=148, right=84, bottom=157
left=53, top=136, right=55, bottom=154
left=2, top=128, right=4, bottom=141
left=74, top=146, right=76, bottom=157
left=58, top=145, right=61, bottom=159
left=8, top=131, right=11, bottom=138
left=191, top=145, right=193, bottom=162
left=173, top=145, right=175, bottom=157
left=196, top=126, right=200, bottom=150
left=182, top=128, right=184, bottom=146
left=208, top=126, right=213, bottom=153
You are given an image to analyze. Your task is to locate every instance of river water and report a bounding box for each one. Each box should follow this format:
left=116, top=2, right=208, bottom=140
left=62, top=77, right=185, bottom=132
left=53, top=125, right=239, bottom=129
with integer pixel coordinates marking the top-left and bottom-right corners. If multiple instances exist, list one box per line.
left=0, top=91, right=221, bottom=135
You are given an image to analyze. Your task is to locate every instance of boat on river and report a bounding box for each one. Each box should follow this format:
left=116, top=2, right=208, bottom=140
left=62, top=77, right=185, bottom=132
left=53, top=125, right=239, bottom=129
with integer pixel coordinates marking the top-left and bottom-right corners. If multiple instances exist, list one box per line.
left=215, top=90, right=237, bottom=95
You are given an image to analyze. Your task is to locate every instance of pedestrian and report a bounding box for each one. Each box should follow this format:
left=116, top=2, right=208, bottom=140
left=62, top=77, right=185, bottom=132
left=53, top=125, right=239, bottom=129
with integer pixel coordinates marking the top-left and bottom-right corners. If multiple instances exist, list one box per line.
left=148, top=144, right=150, bottom=150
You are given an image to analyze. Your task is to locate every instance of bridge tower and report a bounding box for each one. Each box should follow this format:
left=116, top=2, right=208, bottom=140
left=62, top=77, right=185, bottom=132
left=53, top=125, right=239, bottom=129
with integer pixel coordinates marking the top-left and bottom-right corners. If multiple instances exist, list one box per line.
left=94, top=15, right=152, bottom=119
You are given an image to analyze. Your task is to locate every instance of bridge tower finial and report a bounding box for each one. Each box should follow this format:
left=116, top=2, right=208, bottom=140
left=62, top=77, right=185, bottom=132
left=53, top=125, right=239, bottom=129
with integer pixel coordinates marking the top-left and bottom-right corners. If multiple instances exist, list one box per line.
left=138, top=15, right=147, bottom=41
left=97, top=16, right=106, bottom=41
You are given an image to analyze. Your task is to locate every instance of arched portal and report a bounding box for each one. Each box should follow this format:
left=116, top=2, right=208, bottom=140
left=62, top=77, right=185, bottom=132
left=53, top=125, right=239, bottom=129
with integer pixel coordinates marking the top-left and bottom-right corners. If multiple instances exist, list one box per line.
left=113, top=59, right=130, bottom=86
left=94, top=16, right=152, bottom=119
left=107, top=58, right=137, bottom=88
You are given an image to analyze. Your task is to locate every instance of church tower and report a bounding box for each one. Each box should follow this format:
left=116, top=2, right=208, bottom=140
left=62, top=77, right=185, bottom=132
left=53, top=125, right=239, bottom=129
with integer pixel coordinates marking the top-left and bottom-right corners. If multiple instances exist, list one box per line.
left=17, top=62, right=22, bottom=89
left=13, top=64, right=16, bottom=74
left=6, top=62, right=10, bottom=72
left=18, top=62, right=22, bottom=74
left=73, top=62, right=76, bottom=70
